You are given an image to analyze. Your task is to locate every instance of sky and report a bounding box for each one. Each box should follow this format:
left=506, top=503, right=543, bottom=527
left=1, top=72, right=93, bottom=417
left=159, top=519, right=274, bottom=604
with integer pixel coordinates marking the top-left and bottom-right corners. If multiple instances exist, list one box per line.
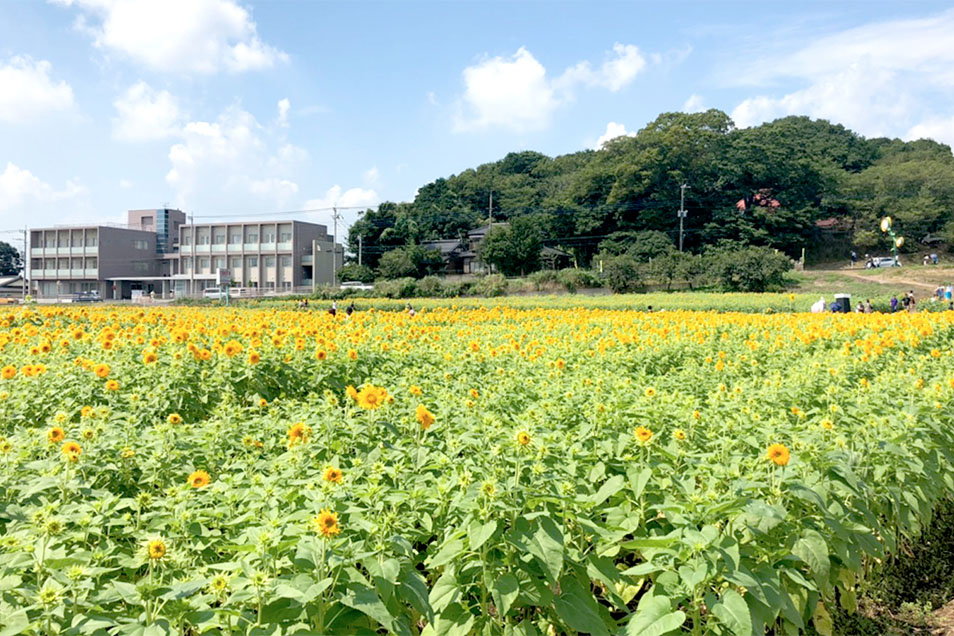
left=2, top=0, right=954, bottom=247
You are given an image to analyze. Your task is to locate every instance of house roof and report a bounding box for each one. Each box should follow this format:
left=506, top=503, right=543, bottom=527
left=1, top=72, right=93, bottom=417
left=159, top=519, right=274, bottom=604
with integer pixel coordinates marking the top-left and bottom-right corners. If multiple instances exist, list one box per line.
left=421, top=239, right=463, bottom=255
left=541, top=246, right=570, bottom=257
left=467, top=223, right=509, bottom=238
left=0, top=275, right=24, bottom=287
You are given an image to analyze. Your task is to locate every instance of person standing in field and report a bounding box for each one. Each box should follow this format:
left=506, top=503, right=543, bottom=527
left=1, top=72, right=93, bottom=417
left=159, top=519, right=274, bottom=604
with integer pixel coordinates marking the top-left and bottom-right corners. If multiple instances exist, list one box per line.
left=907, top=290, right=917, bottom=313
left=865, top=299, right=873, bottom=313
left=850, top=250, right=857, bottom=268
left=891, top=295, right=899, bottom=312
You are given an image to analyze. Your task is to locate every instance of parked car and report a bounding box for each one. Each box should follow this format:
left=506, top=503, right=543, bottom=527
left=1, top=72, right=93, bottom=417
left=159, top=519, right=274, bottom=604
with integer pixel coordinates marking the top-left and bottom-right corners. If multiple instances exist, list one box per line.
left=340, top=281, right=374, bottom=291
left=202, top=288, right=222, bottom=299
left=866, top=256, right=901, bottom=268
left=921, top=234, right=944, bottom=246
left=72, top=291, right=102, bottom=302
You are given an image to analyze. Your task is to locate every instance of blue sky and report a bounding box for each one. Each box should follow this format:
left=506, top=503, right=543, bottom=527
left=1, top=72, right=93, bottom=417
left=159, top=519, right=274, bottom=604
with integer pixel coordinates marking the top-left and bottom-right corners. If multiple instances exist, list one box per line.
left=2, top=0, right=954, bottom=243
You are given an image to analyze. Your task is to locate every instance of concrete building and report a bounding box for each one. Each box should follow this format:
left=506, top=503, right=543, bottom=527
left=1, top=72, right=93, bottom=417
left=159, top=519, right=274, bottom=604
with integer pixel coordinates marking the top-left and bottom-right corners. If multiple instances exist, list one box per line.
left=29, top=224, right=160, bottom=299
left=28, top=211, right=343, bottom=300
left=173, top=219, right=342, bottom=296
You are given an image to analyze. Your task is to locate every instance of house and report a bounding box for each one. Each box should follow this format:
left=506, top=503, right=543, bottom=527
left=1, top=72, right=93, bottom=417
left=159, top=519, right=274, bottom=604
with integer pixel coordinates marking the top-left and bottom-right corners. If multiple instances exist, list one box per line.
left=420, top=239, right=465, bottom=274
left=541, top=246, right=572, bottom=270
left=0, top=275, right=25, bottom=299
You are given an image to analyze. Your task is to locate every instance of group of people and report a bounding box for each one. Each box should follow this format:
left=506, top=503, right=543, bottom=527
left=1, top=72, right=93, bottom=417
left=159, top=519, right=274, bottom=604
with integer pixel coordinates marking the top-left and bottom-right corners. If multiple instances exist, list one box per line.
left=888, top=290, right=919, bottom=313
left=325, top=300, right=357, bottom=317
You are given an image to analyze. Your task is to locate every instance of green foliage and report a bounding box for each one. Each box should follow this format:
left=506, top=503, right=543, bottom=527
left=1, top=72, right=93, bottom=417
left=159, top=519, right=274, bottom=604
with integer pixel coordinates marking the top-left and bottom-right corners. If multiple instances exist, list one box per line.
left=479, top=217, right=542, bottom=276
left=601, top=254, right=642, bottom=293
left=376, top=246, right=443, bottom=280
left=707, top=245, right=793, bottom=292
left=471, top=273, right=507, bottom=297
left=337, top=263, right=374, bottom=283
left=599, top=230, right=675, bottom=260
left=0, top=241, right=21, bottom=276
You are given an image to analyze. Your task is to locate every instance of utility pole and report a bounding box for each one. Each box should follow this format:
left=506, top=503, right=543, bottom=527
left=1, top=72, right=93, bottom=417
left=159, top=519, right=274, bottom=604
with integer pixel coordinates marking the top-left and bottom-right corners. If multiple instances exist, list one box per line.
left=488, top=189, right=493, bottom=225
left=678, top=184, right=688, bottom=252
left=332, top=206, right=341, bottom=285
left=189, top=214, right=195, bottom=297
left=22, top=226, right=27, bottom=301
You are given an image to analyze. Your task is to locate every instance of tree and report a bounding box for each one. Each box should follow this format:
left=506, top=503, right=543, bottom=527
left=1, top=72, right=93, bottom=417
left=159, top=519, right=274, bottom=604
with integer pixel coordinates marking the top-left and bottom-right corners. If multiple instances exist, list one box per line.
left=0, top=242, right=21, bottom=276
left=337, top=263, right=374, bottom=283
left=478, top=217, right=542, bottom=276
left=600, top=254, right=641, bottom=293
left=375, top=246, right=442, bottom=280
left=706, top=246, right=792, bottom=292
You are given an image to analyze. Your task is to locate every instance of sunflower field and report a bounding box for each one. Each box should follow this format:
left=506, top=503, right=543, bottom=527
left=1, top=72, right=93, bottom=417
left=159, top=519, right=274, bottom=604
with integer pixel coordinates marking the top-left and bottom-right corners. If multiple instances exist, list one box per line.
left=1, top=303, right=954, bottom=636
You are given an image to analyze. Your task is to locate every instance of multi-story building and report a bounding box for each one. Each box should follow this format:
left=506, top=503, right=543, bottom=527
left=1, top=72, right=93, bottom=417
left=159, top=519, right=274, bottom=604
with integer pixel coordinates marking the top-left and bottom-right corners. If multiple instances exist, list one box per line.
left=28, top=211, right=343, bottom=300
left=173, top=220, right=341, bottom=296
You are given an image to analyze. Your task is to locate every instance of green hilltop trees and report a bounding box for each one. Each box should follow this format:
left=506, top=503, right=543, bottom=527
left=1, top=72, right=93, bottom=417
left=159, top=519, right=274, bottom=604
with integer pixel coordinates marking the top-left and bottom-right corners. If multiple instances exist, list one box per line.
left=348, top=111, right=954, bottom=278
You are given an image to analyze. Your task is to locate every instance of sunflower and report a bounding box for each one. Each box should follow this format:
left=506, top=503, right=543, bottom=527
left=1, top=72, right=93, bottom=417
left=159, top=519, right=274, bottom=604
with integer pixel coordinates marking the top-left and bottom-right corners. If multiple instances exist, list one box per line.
left=0, top=439, right=12, bottom=454
left=345, top=385, right=359, bottom=401
left=323, top=466, right=343, bottom=484
left=223, top=340, right=243, bottom=357
left=313, top=509, right=340, bottom=538
left=61, top=441, right=82, bottom=462
left=147, top=538, right=167, bottom=560
left=766, top=443, right=790, bottom=466
left=469, top=389, right=479, bottom=399
left=82, top=428, right=95, bottom=440
left=105, top=380, right=120, bottom=391
left=409, top=385, right=423, bottom=396
left=347, top=349, right=358, bottom=361
left=287, top=422, right=311, bottom=446
left=415, top=404, right=435, bottom=430
left=141, top=351, right=158, bottom=365
left=48, top=427, right=66, bottom=444
left=644, top=387, right=657, bottom=398
left=1, top=365, right=16, bottom=380
left=167, top=413, right=183, bottom=425
left=247, top=351, right=261, bottom=365
left=314, top=349, right=327, bottom=361
left=673, top=429, right=687, bottom=441
left=516, top=431, right=531, bottom=446
left=188, top=470, right=211, bottom=488
left=356, top=385, right=388, bottom=410
left=634, top=426, right=653, bottom=443
left=93, top=363, right=110, bottom=378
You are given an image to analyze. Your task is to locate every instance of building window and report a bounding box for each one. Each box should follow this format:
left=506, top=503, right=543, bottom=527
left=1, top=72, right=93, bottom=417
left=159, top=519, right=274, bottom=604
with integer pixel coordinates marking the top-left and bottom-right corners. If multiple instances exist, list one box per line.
left=132, top=239, right=149, bottom=250
left=246, top=256, right=258, bottom=268
left=183, top=258, right=193, bottom=273
left=86, top=257, right=97, bottom=269
left=280, top=255, right=291, bottom=267
left=182, top=233, right=191, bottom=245
left=213, top=257, right=226, bottom=271
left=199, top=257, right=210, bottom=272
left=279, top=231, right=292, bottom=243
left=229, top=232, right=242, bottom=244
left=245, top=232, right=258, bottom=243
left=264, top=256, right=276, bottom=268
left=132, top=261, right=149, bottom=273
left=213, top=233, right=226, bottom=244
left=85, top=232, right=97, bottom=247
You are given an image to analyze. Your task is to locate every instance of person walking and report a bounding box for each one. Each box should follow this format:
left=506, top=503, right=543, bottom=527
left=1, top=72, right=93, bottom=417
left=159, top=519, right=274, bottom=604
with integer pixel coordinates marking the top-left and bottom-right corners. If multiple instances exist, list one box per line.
left=346, top=301, right=355, bottom=317
left=890, top=295, right=899, bottom=312
left=850, top=250, right=858, bottom=268
left=329, top=300, right=337, bottom=316
left=865, top=299, right=873, bottom=313
left=907, top=290, right=917, bottom=313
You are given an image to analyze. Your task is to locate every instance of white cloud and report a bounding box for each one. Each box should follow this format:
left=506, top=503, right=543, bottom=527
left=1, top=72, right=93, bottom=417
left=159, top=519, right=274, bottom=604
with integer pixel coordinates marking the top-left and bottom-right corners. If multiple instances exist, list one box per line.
left=54, top=0, right=288, bottom=74
left=907, top=115, right=954, bottom=147
left=112, top=81, right=182, bottom=141
left=728, top=9, right=954, bottom=145
left=0, top=56, right=74, bottom=123
left=455, top=43, right=648, bottom=132
left=0, top=162, right=88, bottom=212
left=165, top=105, right=304, bottom=208
left=276, top=98, right=290, bottom=127
left=248, top=177, right=298, bottom=202
left=558, top=43, right=646, bottom=92
left=304, top=185, right=379, bottom=211
left=682, top=94, right=705, bottom=113
left=363, top=166, right=379, bottom=186
left=594, top=122, right=636, bottom=149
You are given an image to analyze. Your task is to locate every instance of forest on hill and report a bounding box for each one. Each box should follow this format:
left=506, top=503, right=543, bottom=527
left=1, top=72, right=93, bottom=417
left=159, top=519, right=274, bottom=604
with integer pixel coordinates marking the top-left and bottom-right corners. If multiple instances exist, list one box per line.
left=347, top=110, right=954, bottom=272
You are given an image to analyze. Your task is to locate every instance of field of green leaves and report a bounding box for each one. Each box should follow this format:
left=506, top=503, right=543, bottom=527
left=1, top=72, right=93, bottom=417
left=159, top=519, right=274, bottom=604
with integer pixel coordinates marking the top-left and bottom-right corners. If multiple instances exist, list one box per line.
left=1, top=304, right=953, bottom=635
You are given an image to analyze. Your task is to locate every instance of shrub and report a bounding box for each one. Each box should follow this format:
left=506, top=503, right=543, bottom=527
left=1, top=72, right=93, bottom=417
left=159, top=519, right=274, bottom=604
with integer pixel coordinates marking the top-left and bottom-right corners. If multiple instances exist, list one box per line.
left=706, top=246, right=793, bottom=292
left=557, top=268, right=599, bottom=293
left=416, top=275, right=442, bottom=297
left=337, top=263, right=374, bottom=283
left=600, top=254, right=641, bottom=293
left=472, top=273, right=507, bottom=297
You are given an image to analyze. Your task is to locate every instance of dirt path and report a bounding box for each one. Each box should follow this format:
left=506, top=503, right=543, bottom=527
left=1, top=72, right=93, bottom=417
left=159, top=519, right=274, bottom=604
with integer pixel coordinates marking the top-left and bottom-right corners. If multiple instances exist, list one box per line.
left=933, top=601, right=954, bottom=635
left=837, top=268, right=939, bottom=291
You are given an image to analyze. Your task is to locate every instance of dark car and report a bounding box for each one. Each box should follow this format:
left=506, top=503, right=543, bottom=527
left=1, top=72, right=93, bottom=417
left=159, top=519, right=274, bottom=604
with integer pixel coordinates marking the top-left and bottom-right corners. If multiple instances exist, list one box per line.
left=72, top=291, right=102, bottom=302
